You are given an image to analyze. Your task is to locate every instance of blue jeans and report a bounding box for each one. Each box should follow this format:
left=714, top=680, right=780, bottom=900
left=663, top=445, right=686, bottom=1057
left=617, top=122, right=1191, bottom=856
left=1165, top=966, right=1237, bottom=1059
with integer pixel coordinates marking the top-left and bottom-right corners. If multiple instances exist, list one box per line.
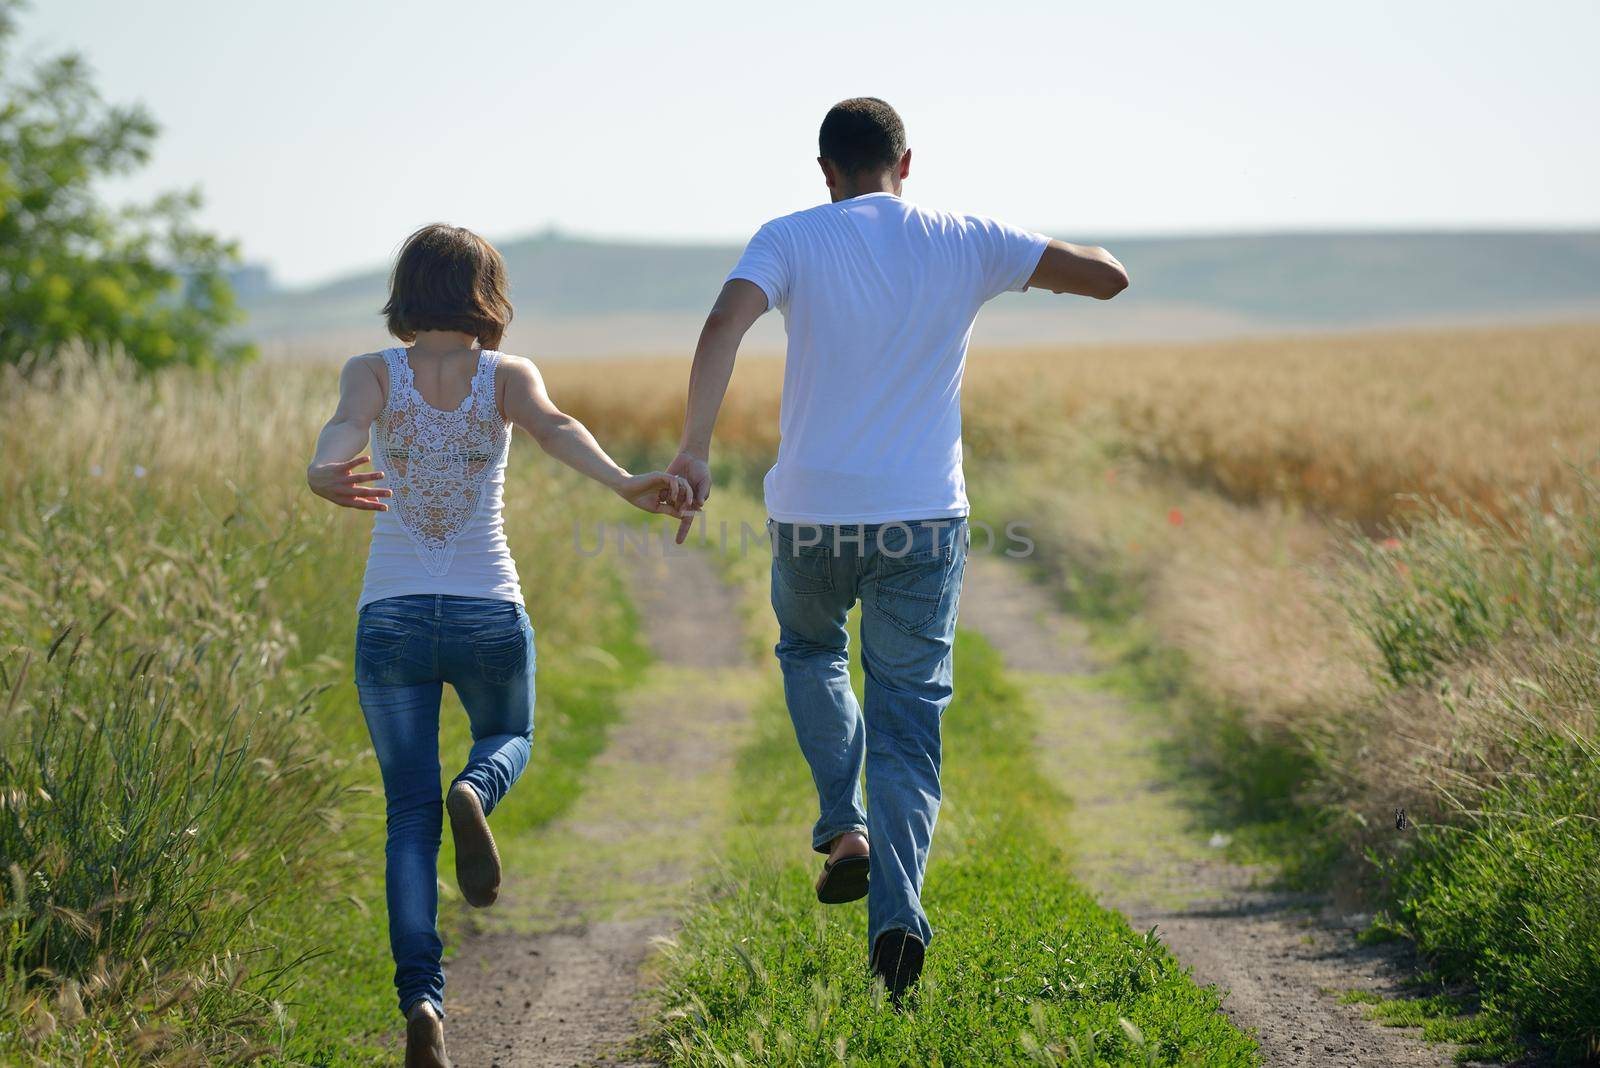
left=354, top=594, right=536, bottom=1017
left=769, top=518, right=967, bottom=951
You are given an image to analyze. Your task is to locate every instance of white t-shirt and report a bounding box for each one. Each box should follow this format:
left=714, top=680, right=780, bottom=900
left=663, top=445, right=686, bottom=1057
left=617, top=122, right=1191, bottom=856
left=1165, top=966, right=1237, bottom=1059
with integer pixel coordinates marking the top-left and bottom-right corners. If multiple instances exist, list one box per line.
left=728, top=192, right=1049, bottom=525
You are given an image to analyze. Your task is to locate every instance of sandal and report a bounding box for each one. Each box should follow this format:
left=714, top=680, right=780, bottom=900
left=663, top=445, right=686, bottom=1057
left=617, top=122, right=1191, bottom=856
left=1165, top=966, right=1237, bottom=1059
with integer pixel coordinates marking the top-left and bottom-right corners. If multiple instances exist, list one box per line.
left=815, top=852, right=870, bottom=904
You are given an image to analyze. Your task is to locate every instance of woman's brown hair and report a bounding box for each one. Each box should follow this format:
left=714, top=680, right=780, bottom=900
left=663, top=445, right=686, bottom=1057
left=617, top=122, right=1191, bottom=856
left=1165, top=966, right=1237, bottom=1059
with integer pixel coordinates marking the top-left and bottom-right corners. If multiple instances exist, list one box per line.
left=382, top=224, right=514, bottom=349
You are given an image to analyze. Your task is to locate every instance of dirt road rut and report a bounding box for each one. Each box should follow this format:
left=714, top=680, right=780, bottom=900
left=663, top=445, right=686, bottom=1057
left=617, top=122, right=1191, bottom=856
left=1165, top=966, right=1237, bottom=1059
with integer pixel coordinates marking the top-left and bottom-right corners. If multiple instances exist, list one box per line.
left=959, top=555, right=1466, bottom=1068
left=445, top=547, right=755, bottom=1068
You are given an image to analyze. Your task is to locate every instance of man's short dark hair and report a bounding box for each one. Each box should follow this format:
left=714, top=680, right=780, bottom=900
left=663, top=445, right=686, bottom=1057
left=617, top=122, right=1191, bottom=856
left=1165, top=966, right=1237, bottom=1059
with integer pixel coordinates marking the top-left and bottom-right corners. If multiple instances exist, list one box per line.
left=819, top=97, right=906, bottom=176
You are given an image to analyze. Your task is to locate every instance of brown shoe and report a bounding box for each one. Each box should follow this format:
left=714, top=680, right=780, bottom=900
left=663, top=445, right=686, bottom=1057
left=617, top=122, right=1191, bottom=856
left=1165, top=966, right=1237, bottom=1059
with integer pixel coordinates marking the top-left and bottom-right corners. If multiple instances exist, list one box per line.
left=405, top=1001, right=450, bottom=1068
left=447, top=782, right=501, bottom=908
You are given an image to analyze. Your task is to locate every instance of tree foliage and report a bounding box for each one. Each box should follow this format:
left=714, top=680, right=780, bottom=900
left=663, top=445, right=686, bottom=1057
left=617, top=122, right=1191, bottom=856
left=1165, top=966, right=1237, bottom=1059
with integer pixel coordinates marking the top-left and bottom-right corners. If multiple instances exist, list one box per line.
left=0, top=0, right=252, bottom=369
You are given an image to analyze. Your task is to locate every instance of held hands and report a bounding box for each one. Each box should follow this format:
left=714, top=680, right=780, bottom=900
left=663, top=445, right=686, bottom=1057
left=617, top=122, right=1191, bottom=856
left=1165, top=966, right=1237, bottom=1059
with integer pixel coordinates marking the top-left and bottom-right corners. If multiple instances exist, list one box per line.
left=307, top=455, right=392, bottom=511
left=667, top=451, right=712, bottom=544
left=614, top=470, right=697, bottom=519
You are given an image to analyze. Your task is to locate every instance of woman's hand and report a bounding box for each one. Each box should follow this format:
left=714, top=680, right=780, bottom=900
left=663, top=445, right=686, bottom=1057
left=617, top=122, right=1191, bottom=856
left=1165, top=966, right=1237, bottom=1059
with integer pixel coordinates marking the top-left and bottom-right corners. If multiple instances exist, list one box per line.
left=308, top=357, right=386, bottom=508
left=614, top=471, right=695, bottom=517
left=307, top=455, right=392, bottom=511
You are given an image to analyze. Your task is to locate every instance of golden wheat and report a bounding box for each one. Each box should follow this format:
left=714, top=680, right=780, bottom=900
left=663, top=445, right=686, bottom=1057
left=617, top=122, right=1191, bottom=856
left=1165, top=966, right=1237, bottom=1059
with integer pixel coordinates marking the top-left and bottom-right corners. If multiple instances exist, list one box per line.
left=540, top=322, right=1600, bottom=524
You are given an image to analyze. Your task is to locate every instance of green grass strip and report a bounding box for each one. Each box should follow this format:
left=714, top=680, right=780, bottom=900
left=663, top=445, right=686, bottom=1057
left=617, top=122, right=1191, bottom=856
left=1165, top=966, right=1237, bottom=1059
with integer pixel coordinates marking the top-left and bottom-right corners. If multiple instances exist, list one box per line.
left=653, top=629, right=1257, bottom=1066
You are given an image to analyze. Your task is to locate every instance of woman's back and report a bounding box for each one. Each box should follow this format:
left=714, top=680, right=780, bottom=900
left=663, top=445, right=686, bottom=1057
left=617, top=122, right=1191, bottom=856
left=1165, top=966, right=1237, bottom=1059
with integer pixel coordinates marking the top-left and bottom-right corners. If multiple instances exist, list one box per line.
left=360, top=345, right=522, bottom=608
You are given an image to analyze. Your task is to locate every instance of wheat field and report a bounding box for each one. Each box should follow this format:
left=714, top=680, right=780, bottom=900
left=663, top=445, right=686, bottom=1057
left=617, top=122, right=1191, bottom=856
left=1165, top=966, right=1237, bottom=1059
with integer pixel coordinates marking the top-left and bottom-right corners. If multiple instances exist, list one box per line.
left=544, top=321, right=1600, bottom=523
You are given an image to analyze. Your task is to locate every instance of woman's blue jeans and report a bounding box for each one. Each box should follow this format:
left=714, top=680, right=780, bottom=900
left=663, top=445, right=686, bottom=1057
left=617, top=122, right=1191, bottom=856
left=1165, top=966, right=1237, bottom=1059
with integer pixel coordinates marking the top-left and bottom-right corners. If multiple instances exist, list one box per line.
left=354, top=594, right=535, bottom=1017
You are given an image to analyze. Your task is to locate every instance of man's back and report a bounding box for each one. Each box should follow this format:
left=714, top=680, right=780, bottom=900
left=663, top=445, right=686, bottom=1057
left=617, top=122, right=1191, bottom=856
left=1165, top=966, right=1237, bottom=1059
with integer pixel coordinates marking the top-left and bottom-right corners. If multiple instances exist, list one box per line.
left=729, top=192, right=1048, bottom=525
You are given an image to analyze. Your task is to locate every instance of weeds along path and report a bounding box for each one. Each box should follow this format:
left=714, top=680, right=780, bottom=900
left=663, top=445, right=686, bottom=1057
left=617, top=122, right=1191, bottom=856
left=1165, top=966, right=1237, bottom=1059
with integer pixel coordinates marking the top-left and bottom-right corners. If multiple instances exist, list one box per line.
left=444, top=545, right=759, bottom=1068
left=959, top=555, right=1465, bottom=1068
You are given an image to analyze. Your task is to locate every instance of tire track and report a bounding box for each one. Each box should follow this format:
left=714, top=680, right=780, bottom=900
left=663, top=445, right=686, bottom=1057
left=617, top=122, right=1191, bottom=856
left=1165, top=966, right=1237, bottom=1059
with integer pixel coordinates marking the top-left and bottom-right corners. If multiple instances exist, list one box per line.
left=959, top=554, right=1468, bottom=1068
left=443, top=544, right=757, bottom=1068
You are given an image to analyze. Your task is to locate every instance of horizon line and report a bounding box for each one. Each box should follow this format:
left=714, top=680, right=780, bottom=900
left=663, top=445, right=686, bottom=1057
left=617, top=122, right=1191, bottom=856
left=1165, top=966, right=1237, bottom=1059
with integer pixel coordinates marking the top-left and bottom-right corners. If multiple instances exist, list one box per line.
left=258, top=221, right=1600, bottom=293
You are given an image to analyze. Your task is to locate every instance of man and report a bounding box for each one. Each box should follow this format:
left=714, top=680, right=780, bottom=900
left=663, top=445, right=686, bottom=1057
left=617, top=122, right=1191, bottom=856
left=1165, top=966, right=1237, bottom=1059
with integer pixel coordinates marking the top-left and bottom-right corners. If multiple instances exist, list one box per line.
left=669, top=97, right=1127, bottom=1002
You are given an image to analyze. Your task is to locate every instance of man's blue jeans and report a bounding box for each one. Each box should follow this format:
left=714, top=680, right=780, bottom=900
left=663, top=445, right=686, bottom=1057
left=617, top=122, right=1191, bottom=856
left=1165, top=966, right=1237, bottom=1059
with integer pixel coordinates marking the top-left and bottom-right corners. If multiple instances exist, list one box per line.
left=769, top=518, right=967, bottom=951
left=354, top=594, right=536, bottom=1017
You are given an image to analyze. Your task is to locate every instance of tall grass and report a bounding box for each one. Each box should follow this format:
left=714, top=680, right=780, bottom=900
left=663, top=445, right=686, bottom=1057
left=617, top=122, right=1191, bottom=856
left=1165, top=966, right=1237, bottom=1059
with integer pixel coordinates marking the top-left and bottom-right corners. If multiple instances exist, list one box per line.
left=0, top=359, right=356, bottom=1060
left=964, top=412, right=1600, bottom=1059
left=1344, top=482, right=1600, bottom=687
left=967, top=325, right=1600, bottom=527
left=1342, top=482, right=1600, bottom=1059
left=0, top=354, right=645, bottom=1063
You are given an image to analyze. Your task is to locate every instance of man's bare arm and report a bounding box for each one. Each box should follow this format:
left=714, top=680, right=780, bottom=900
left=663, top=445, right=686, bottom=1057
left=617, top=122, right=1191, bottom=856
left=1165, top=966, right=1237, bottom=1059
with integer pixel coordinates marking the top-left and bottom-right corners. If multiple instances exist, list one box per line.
left=1027, top=240, right=1129, bottom=299
left=670, top=278, right=769, bottom=542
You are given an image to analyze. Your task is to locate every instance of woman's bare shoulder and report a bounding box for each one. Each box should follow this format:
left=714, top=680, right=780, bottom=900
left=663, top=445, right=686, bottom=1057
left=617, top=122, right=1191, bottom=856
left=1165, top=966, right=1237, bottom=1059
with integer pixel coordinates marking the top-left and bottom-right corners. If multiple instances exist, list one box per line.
left=340, top=351, right=389, bottom=391
left=493, top=352, right=543, bottom=384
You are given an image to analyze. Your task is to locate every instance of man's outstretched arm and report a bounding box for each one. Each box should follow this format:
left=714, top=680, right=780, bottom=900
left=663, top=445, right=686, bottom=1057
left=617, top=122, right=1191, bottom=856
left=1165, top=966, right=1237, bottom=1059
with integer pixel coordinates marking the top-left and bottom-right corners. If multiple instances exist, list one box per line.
left=1027, top=240, right=1129, bottom=299
left=670, top=278, right=770, bottom=543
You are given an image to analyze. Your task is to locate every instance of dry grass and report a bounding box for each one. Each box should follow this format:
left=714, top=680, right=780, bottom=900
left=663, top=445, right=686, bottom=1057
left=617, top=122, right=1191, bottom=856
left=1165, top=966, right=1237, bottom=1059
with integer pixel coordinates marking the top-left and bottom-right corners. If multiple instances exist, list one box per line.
left=965, top=322, right=1600, bottom=526
left=975, top=436, right=1369, bottom=747
left=539, top=319, right=1600, bottom=774
left=540, top=353, right=784, bottom=460
left=537, top=321, right=1600, bottom=770
left=540, top=322, right=1600, bottom=526
left=970, top=323, right=1597, bottom=762
left=0, top=356, right=639, bottom=1064
left=536, top=321, right=1600, bottom=780
left=951, top=330, right=1600, bottom=1054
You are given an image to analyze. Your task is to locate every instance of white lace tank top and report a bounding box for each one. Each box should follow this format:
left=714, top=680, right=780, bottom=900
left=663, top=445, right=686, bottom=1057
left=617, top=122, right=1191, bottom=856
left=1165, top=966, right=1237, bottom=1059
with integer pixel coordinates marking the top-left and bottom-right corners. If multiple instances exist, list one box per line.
left=358, top=346, right=523, bottom=608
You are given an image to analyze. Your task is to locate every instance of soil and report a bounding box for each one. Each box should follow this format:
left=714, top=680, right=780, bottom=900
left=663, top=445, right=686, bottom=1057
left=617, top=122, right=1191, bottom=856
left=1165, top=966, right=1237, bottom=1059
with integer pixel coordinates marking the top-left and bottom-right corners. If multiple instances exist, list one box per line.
left=442, top=546, right=756, bottom=1068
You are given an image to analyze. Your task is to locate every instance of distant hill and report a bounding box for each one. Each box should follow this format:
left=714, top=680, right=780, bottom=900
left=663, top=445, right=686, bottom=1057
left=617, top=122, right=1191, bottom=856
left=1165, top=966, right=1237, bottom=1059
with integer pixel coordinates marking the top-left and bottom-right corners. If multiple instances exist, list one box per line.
left=242, top=229, right=1600, bottom=359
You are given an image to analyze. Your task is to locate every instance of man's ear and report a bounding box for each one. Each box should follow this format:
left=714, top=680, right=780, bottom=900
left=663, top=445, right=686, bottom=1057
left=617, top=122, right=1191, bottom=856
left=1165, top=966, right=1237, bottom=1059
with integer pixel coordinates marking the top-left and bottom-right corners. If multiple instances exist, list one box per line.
left=898, top=149, right=912, bottom=181
left=817, top=157, right=837, bottom=189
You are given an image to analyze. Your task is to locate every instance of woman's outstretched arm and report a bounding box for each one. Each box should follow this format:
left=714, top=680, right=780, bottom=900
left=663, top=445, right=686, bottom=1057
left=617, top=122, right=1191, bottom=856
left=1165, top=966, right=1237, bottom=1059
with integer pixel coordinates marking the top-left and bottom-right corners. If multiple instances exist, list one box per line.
left=306, top=354, right=392, bottom=511
left=499, top=355, right=692, bottom=518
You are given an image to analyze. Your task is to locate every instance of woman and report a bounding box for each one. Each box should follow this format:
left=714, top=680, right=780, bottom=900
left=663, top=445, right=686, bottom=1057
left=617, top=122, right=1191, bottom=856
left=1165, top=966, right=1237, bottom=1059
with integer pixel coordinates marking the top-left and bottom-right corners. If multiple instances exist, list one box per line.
left=307, top=223, right=689, bottom=1067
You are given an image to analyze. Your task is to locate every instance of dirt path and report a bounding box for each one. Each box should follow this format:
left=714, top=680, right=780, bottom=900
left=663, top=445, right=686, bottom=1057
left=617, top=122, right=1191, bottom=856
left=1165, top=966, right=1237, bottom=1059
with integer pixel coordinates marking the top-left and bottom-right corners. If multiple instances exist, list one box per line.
left=444, top=545, right=759, bottom=1068
left=959, top=555, right=1466, bottom=1068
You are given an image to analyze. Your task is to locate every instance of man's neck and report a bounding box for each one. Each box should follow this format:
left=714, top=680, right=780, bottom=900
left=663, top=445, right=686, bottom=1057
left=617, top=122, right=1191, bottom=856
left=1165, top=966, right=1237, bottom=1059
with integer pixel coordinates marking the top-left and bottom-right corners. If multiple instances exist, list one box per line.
left=830, top=171, right=900, bottom=203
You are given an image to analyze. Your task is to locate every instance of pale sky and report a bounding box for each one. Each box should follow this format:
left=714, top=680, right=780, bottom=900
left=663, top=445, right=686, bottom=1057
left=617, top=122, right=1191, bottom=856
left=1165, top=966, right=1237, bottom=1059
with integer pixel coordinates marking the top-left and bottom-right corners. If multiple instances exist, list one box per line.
left=26, top=0, right=1600, bottom=286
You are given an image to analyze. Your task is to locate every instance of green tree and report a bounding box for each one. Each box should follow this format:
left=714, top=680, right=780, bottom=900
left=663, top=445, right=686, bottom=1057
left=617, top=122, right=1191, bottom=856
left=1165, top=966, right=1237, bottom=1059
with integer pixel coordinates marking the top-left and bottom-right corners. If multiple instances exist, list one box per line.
left=0, top=0, right=252, bottom=369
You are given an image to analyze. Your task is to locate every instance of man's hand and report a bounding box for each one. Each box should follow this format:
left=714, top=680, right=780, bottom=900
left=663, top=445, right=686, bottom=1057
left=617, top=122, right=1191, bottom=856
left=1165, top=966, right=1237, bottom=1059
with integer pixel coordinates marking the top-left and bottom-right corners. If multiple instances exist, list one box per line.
left=668, top=450, right=712, bottom=544
left=614, top=470, right=694, bottom=518
left=671, top=280, right=766, bottom=544
left=307, top=455, right=392, bottom=511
